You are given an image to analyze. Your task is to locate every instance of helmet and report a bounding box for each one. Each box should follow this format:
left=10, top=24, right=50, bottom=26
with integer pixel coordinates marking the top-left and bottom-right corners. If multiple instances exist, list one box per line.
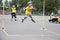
left=27, top=1, right=32, bottom=5
left=12, top=5, right=15, bottom=7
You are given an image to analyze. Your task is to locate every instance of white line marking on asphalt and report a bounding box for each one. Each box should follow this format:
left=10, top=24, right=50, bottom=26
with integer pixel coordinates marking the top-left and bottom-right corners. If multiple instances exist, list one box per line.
left=2, top=28, right=60, bottom=37
left=2, top=30, right=9, bottom=36
left=42, top=28, right=60, bottom=36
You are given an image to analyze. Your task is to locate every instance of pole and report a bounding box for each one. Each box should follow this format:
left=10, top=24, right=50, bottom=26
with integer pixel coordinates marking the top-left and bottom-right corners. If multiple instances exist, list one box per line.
left=42, top=0, right=45, bottom=30
left=2, top=0, right=5, bottom=30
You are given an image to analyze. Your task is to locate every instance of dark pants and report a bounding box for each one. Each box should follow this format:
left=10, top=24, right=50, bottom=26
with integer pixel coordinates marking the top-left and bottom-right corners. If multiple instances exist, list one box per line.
left=23, top=15, right=35, bottom=23
left=52, top=18, right=58, bottom=22
left=11, top=13, right=16, bottom=18
left=24, top=15, right=33, bottom=19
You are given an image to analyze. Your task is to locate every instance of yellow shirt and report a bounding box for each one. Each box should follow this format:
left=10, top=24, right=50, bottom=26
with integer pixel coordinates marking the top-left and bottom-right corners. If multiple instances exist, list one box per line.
left=11, top=7, right=16, bottom=13
left=25, top=6, right=33, bottom=15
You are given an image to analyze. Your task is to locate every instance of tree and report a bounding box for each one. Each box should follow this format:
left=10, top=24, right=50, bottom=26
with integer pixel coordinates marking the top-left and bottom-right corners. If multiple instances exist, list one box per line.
left=0, top=0, right=2, bottom=6
left=9, top=0, right=60, bottom=15
left=45, top=0, right=59, bottom=11
left=9, top=0, right=42, bottom=10
left=45, top=0, right=60, bottom=15
left=0, top=0, right=2, bottom=10
left=0, top=0, right=2, bottom=4
left=5, top=0, right=9, bottom=7
left=4, top=0, right=10, bottom=10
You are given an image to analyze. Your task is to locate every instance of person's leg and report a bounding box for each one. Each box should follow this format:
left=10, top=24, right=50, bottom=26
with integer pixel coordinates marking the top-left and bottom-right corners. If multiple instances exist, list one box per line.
left=22, top=15, right=27, bottom=23
left=11, top=13, right=13, bottom=21
left=14, top=13, right=17, bottom=21
left=29, top=15, right=35, bottom=23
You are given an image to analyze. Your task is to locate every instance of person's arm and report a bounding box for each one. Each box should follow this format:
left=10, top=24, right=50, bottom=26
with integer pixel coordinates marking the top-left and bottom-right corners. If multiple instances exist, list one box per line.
left=32, top=6, right=37, bottom=10
left=25, top=6, right=29, bottom=10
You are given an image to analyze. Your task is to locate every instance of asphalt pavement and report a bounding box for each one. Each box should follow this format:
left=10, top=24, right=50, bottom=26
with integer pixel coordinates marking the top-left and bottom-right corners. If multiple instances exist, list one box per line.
left=0, top=15, right=60, bottom=40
